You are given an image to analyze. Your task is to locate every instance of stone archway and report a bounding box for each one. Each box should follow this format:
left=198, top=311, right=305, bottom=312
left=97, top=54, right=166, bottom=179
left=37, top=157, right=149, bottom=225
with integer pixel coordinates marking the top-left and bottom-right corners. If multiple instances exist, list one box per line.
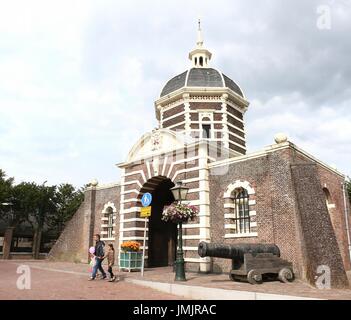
left=139, top=176, right=176, bottom=268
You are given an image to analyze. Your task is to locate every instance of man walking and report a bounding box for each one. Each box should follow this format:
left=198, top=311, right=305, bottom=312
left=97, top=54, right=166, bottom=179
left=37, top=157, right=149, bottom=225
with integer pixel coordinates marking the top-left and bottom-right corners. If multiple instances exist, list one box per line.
left=89, top=234, right=107, bottom=280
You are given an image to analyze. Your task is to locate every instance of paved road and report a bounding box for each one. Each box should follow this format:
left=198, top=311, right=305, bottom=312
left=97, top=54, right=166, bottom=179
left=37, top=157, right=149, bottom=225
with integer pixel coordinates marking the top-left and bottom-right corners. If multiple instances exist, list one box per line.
left=0, top=261, right=183, bottom=300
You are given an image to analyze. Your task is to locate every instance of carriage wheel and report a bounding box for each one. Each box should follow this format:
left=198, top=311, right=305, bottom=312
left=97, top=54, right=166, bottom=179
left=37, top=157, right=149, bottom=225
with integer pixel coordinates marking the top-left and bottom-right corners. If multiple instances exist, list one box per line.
left=278, top=268, right=294, bottom=283
left=247, top=270, right=263, bottom=285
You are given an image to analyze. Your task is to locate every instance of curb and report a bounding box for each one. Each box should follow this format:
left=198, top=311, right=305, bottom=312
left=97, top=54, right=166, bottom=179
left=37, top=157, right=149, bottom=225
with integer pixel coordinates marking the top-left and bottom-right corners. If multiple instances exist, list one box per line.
left=124, top=278, right=320, bottom=300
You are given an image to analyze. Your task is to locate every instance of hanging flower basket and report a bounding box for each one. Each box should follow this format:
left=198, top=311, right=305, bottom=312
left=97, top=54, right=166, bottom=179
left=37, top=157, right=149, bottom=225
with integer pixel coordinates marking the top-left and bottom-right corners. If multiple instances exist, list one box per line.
left=162, top=203, right=199, bottom=224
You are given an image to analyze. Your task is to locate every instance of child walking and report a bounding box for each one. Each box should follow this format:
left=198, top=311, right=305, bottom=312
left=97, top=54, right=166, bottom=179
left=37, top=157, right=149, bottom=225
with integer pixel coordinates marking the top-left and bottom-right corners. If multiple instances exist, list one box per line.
left=105, top=243, right=117, bottom=282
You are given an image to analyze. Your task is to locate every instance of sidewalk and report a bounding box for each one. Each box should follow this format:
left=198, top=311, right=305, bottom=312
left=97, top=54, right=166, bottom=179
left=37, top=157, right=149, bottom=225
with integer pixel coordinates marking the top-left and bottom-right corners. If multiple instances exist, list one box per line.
left=5, top=260, right=351, bottom=300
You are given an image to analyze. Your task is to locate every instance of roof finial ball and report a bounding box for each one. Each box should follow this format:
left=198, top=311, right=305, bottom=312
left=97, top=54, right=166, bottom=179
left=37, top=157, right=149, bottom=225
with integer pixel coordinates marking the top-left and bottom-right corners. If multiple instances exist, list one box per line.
left=90, top=179, right=99, bottom=187
left=274, top=133, right=288, bottom=144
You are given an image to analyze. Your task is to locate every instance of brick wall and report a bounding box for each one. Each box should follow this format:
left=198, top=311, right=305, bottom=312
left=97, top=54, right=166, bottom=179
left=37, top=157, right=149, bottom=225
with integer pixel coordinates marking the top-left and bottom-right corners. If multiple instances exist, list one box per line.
left=208, top=145, right=350, bottom=288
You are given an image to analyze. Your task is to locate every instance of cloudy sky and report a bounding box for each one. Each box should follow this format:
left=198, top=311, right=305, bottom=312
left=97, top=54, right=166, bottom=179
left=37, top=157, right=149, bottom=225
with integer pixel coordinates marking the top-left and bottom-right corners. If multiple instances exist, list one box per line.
left=0, top=0, right=350, bottom=187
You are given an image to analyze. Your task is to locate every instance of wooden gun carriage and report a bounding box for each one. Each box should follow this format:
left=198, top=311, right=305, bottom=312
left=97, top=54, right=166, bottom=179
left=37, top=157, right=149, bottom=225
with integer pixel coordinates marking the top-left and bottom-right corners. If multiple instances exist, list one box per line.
left=198, top=242, right=294, bottom=284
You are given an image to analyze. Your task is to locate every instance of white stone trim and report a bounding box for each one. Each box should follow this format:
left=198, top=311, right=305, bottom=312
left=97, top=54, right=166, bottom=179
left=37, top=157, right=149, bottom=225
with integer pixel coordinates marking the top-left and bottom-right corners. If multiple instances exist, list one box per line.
left=224, top=233, right=258, bottom=239
left=123, top=180, right=143, bottom=189
left=101, top=237, right=115, bottom=241
left=227, top=122, right=245, bottom=134
left=121, top=189, right=139, bottom=196
left=224, top=180, right=255, bottom=198
left=182, top=235, right=202, bottom=240
left=121, top=237, right=148, bottom=241
left=121, top=227, right=146, bottom=232
left=172, top=166, right=200, bottom=182
left=146, top=160, right=152, bottom=180
left=162, top=110, right=186, bottom=122
left=123, top=170, right=147, bottom=183
left=121, top=198, right=139, bottom=204
left=120, top=207, right=141, bottom=214
left=182, top=247, right=199, bottom=251
left=166, top=156, right=200, bottom=178
left=165, top=120, right=186, bottom=129
left=184, top=258, right=211, bottom=263
left=122, top=218, right=146, bottom=223
left=249, top=200, right=256, bottom=206
left=102, top=201, right=117, bottom=214
left=161, top=155, right=168, bottom=176
left=249, top=211, right=257, bottom=217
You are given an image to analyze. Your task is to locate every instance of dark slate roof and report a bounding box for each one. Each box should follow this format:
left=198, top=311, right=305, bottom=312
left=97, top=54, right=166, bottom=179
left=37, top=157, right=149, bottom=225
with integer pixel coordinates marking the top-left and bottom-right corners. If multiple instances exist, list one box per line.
left=187, top=68, right=223, bottom=88
left=160, top=71, right=187, bottom=97
left=222, top=73, right=243, bottom=97
left=160, top=68, right=244, bottom=98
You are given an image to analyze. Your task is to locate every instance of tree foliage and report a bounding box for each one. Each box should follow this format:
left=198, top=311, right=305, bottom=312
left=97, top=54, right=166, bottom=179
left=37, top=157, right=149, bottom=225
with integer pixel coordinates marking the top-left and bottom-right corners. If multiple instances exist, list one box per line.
left=347, top=180, right=351, bottom=205
left=0, top=169, right=84, bottom=233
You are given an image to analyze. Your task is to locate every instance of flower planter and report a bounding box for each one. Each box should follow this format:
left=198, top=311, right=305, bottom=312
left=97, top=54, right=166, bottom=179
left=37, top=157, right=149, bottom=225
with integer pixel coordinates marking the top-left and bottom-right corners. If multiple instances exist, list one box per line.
left=119, top=251, right=142, bottom=272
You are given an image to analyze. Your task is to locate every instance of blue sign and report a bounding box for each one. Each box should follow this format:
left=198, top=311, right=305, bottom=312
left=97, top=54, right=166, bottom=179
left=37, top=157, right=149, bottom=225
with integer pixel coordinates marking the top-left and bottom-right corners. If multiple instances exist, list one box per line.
left=141, top=193, right=152, bottom=207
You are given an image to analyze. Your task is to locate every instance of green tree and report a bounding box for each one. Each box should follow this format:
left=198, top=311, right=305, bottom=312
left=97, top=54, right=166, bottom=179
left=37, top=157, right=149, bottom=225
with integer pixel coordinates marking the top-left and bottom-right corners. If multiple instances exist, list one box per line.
left=0, top=169, right=14, bottom=222
left=48, top=183, right=84, bottom=235
left=347, top=180, right=351, bottom=205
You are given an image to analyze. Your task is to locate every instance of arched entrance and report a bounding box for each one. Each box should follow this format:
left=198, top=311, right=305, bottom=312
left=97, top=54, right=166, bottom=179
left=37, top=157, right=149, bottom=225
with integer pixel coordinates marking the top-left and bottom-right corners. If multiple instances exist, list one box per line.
left=139, top=177, right=177, bottom=268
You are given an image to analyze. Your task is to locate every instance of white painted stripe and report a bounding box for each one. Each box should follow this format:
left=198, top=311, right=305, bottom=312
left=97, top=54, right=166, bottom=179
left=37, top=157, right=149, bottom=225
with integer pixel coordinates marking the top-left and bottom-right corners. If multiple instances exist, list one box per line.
left=146, top=161, right=152, bottom=179
left=121, top=189, right=139, bottom=196
left=225, top=233, right=258, bottom=239
left=120, top=207, right=141, bottom=214
left=172, top=166, right=200, bottom=182
left=166, top=156, right=200, bottom=178
left=120, top=237, right=149, bottom=241
left=121, top=198, right=139, bottom=204
left=122, top=218, right=146, bottom=223
left=161, top=155, right=168, bottom=176
left=249, top=211, right=257, bottom=217
left=121, top=227, right=147, bottom=232
left=162, top=111, right=186, bottom=122
left=183, top=235, right=202, bottom=240
left=123, top=170, right=147, bottom=183
left=124, top=180, right=142, bottom=189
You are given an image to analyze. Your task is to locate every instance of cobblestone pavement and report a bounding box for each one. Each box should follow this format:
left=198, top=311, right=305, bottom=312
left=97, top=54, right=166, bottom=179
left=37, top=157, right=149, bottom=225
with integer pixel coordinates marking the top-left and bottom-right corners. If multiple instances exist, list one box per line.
left=0, top=261, right=184, bottom=300
left=1, top=260, right=351, bottom=300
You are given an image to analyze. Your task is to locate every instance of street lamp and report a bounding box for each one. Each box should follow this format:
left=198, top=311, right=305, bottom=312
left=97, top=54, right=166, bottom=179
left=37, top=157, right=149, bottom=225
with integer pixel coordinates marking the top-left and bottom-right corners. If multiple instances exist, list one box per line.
left=170, top=181, right=189, bottom=281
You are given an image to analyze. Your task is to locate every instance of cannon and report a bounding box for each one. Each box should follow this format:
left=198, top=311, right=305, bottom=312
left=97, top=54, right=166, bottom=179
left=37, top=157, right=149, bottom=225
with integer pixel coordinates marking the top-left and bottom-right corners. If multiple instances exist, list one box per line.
left=198, top=242, right=294, bottom=284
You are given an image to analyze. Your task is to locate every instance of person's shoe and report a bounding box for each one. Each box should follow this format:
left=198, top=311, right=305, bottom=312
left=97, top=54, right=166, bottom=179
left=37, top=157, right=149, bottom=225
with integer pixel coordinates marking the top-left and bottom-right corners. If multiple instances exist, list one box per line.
left=88, top=277, right=95, bottom=281
left=101, top=274, right=107, bottom=280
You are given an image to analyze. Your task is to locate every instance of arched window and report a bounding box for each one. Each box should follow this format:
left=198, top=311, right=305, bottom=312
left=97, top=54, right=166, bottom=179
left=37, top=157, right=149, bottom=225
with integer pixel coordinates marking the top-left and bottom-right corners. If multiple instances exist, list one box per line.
left=201, top=115, right=212, bottom=139
left=106, top=207, right=114, bottom=239
left=195, top=57, right=198, bottom=66
left=199, top=56, right=203, bottom=67
left=232, top=188, right=250, bottom=234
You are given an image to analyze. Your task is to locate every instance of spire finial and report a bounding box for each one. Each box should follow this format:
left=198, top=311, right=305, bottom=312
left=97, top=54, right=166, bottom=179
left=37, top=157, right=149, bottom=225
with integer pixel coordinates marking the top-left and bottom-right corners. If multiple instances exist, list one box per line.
left=196, top=19, right=203, bottom=47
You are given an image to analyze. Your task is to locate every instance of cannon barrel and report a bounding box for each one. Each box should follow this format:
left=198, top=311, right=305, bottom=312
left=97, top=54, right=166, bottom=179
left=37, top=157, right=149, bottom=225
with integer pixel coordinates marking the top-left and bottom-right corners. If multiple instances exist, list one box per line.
left=198, top=242, right=280, bottom=261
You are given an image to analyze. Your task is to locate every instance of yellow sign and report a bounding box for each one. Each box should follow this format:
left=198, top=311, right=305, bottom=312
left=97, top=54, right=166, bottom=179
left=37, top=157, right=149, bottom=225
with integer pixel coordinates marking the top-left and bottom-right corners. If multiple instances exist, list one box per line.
left=140, top=206, right=151, bottom=218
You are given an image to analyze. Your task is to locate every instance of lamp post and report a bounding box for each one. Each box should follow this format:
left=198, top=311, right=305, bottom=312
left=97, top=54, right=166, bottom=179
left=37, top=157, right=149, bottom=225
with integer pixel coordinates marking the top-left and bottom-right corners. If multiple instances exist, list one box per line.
left=1, top=200, right=15, bottom=260
left=170, top=181, right=189, bottom=281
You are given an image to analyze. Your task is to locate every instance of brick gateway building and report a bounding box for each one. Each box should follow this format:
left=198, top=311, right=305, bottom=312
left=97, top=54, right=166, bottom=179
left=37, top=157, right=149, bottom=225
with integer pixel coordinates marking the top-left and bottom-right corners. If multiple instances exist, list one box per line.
left=50, top=25, right=351, bottom=288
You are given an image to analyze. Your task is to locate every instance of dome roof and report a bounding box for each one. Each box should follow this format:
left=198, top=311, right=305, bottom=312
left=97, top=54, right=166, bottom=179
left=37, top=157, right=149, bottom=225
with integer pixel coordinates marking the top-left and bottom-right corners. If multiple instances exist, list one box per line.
left=160, top=68, right=244, bottom=98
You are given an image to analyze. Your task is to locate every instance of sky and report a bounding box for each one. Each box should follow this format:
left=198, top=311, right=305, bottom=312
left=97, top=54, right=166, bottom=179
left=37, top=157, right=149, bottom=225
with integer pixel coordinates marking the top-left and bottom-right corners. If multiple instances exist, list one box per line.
left=0, top=0, right=350, bottom=187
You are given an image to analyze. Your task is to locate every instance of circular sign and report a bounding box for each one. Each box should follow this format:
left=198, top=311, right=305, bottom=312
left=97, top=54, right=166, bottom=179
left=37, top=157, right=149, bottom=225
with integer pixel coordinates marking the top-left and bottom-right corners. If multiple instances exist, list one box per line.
left=141, top=193, right=152, bottom=207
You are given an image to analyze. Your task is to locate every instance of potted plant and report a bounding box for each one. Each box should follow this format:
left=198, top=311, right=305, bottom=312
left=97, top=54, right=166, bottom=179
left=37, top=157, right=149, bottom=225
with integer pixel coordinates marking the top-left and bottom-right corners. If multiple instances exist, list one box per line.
left=119, top=241, right=142, bottom=272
